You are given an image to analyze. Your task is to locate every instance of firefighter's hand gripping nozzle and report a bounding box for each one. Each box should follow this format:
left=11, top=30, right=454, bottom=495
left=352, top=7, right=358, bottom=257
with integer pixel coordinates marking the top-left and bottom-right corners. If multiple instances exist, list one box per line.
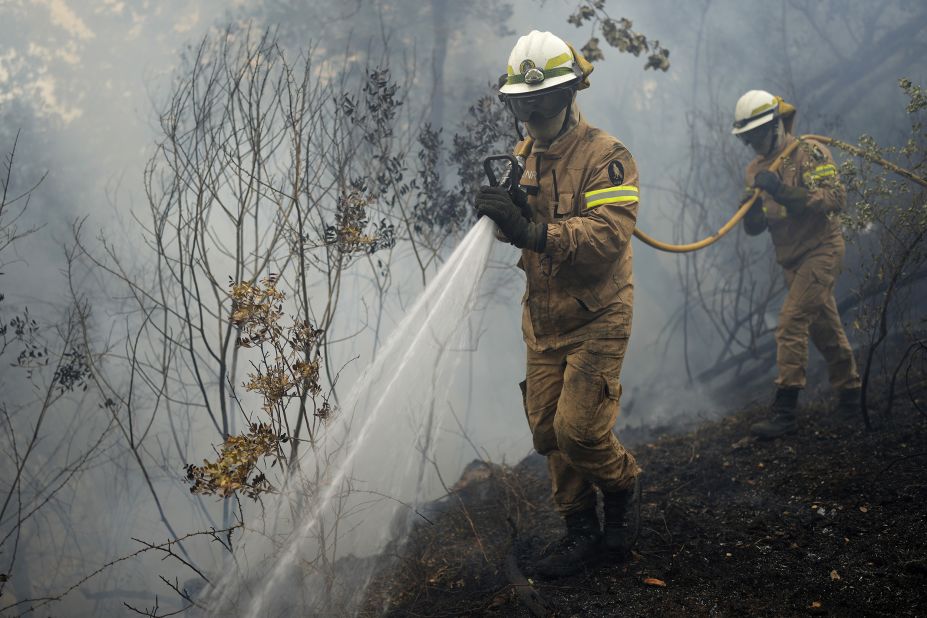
left=482, top=153, right=529, bottom=217
left=477, top=153, right=547, bottom=252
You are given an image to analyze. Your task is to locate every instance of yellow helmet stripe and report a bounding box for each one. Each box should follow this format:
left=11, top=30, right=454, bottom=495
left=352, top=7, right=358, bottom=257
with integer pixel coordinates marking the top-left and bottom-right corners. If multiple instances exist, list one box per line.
left=544, top=52, right=573, bottom=70
left=750, top=101, right=776, bottom=116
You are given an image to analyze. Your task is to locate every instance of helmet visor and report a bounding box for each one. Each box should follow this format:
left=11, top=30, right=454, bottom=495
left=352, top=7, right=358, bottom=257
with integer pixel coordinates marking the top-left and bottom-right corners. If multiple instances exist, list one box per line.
left=507, top=86, right=574, bottom=122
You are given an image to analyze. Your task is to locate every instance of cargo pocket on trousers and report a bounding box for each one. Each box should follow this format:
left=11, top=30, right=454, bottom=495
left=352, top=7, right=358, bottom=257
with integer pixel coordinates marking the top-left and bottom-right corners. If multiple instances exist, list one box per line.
left=603, top=374, right=623, bottom=422
left=604, top=375, right=622, bottom=402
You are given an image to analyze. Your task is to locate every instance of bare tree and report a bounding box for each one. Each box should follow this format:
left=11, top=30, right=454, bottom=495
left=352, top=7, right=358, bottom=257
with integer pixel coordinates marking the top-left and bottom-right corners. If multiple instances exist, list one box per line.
left=53, top=23, right=511, bottom=613
left=0, top=135, right=111, bottom=613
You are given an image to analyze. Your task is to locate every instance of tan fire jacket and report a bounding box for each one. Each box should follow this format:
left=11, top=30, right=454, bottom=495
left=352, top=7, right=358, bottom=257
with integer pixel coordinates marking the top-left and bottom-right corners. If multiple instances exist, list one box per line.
left=746, top=133, right=845, bottom=268
left=514, top=113, right=639, bottom=352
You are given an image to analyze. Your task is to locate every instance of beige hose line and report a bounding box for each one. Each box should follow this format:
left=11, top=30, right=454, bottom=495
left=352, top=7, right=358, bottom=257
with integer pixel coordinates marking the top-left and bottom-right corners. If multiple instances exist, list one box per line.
left=517, top=135, right=927, bottom=254
left=631, top=138, right=802, bottom=253
left=633, top=134, right=927, bottom=253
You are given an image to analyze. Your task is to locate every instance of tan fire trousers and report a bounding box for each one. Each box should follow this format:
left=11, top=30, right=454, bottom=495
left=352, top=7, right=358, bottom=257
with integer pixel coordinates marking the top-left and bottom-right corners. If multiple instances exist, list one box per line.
left=776, top=243, right=861, bottom=390
left=522, top=338, right=639, bottom=516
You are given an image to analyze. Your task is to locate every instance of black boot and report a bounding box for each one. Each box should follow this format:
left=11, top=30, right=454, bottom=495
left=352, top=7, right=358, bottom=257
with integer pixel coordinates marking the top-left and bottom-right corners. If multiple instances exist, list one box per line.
left=535, top=508, right=601, bottom=579
left=750, top=387, right=799, bottom=439
left=602, top=475, right=641, bottom=559
left=836, top=387, right=861, bottom=418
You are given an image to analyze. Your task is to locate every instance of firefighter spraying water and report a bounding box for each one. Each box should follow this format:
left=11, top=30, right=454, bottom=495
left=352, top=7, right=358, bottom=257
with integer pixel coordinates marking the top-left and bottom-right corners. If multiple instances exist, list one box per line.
left=477, top=30, right=642, bottom=578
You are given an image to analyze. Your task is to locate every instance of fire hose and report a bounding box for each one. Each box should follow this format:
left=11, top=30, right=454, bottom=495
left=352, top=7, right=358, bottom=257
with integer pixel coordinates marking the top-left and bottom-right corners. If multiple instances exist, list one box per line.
left=486, top=135, right=927, bottom=254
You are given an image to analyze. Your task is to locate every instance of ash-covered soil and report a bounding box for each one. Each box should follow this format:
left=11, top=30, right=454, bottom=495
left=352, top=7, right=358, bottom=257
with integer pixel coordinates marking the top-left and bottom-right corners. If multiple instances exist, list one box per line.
left=360, top=385, right=927, bottom=617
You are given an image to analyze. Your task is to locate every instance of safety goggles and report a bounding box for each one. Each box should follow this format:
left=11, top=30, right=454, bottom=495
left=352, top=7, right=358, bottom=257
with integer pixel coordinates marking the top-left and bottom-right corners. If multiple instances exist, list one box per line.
left=504, top=86, right=575, bottom=123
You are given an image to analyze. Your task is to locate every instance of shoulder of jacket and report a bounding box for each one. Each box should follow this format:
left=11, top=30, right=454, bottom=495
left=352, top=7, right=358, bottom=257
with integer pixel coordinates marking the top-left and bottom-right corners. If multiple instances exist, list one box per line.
left=583, top=127, right=633, bottom=161
left=797, top=137, right=831, bottom=162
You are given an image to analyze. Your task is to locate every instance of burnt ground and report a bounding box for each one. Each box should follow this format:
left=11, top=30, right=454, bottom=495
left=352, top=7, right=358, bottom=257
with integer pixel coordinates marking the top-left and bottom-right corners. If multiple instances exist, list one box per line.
left=360, top=376, right=927, bottom=617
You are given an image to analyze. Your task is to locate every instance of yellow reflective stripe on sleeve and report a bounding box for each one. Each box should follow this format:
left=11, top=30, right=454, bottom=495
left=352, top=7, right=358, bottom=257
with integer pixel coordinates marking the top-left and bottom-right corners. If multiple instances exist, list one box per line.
left=585, top=185, right=639, bottom=198
left=586, top=195, right=639, bottom=209
left=803, top=164, right=838, bottom=184
left=544, top=52, right=573, bottom=70
left=583, top=185, right=639, bottom=209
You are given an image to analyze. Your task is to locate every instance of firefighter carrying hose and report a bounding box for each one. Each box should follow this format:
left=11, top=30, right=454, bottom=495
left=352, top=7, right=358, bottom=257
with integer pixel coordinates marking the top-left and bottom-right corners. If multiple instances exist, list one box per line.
left=732, top=90, right=862, bottom=439
left=475, top=30, right=641, bottom=577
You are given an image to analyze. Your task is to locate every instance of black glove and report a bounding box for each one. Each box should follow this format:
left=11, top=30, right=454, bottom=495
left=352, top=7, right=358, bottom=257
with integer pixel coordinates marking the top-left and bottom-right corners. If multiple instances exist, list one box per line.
left=476, top=186, right=547, bottom=252
left=511, top=185, right=532, bottom=220
left=754, top=171, right=809, bottom=216
left=753, top=171, right=782, bottom=196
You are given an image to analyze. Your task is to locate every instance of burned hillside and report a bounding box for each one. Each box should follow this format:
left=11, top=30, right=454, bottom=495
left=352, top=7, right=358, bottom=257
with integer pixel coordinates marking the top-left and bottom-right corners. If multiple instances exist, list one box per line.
left=361, top=370, right=927, bottom=617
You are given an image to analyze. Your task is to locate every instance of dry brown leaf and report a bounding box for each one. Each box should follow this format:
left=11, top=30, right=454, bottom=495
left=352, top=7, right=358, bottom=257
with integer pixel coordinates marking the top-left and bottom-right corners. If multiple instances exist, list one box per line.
left=811, top=600, right=822, bottom=608
left=643, top=577, right=666, bottom=587
left=830, top=569, right=841, bottom=581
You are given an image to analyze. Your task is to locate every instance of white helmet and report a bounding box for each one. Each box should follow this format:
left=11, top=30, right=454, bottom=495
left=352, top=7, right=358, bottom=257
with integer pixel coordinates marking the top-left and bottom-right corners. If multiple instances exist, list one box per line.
left=500, top=30, right=581, bottom=96
left=731, top=90, right=780, bottom=135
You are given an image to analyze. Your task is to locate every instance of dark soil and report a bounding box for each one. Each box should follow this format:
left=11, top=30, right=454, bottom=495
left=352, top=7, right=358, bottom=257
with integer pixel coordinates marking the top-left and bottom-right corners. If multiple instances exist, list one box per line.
left=361, top=384, right=927, bottom=617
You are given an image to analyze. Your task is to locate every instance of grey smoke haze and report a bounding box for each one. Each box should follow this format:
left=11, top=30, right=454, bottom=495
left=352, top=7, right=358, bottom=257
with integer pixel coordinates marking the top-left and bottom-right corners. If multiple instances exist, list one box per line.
left=1, top=0, right=925, bottom=614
